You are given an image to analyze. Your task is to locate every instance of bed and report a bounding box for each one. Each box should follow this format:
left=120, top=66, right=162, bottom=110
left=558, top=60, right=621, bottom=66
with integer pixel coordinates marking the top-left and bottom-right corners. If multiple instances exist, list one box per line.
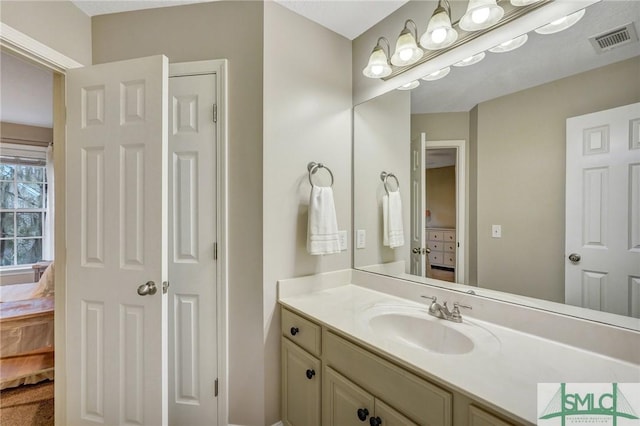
left=0, top=263, right=55, bottom=390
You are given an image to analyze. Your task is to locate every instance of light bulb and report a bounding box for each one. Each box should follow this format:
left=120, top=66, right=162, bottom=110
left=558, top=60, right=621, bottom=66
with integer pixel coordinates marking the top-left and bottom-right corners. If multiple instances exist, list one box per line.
left=399, top=48, right=413, bottom=61
left=370, top=65, right=384, bottom=76
left=431, top=27, right=447, bottom=44
left=471, top=7, right=490, bottom=24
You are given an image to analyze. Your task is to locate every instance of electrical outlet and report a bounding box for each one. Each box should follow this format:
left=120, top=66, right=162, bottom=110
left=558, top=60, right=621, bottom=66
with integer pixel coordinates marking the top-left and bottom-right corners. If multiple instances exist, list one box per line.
left=356, top=229, right=366, bottom=249
left=338, top=230, right=347, bottom=251
left=492, top=225, right=502, bottom=238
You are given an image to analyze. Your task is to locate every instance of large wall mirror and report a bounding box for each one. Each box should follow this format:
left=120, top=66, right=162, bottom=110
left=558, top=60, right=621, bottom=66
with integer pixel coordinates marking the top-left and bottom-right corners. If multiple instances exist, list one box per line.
left=353, top=0, right=640, bottom=330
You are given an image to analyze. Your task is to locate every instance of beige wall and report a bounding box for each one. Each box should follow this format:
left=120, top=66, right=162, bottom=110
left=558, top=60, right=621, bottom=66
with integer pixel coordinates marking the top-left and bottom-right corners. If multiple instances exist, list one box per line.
left=426, top=166, right=456, bottom=229
left=263, top=3, right=352, bottom=423
left=476, top=56, right=640, bottom=301
left=0, top=1, right=91, bottom=65
left=354, top=90, right=411, bottom=270
left=92, top=2, right=265, bottom=424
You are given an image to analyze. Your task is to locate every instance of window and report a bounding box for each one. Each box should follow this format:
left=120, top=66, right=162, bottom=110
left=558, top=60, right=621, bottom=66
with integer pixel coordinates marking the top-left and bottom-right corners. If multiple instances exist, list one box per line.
left=0, top=160, right=48, bottom=267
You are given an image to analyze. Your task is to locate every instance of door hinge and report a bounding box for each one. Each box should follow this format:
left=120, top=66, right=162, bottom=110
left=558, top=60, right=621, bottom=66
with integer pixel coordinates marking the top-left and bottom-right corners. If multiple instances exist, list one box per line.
left=213, top=242, right=218, bottom=260
left=214, top=378, right=219, bottom=397
left=213, top=104, right=218, bottom=123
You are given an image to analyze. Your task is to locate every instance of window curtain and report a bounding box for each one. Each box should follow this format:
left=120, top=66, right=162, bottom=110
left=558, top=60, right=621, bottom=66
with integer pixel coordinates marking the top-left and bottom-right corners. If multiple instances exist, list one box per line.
left=42, top=144, right=54, bottom=261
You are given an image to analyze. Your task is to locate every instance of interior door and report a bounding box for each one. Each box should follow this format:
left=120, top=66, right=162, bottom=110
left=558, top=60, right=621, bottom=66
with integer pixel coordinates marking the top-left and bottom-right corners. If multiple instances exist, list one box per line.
left=66, top=55, right=169, bottom=425
left=565, top=102, right=640, bottom=317
left=410, top=133, right=427, bottom=276
left=168, top=71, right=218, bottom=425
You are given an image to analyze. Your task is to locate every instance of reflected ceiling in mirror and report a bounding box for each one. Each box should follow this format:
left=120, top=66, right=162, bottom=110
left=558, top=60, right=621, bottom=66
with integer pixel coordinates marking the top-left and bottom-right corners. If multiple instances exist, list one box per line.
left=353, top=0, right=640, bottom=331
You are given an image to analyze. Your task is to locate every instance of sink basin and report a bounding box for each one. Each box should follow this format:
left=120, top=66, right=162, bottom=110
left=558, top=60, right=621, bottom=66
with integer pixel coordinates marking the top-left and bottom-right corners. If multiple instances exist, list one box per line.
left=368, top=312, right=474, bottom=354
left=361, top=304, right=499, bottom=355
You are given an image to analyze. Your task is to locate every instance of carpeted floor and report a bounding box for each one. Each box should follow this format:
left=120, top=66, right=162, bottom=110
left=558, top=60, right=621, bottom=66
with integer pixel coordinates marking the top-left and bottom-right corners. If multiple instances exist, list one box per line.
left=0, top=381, right=54, bottom=426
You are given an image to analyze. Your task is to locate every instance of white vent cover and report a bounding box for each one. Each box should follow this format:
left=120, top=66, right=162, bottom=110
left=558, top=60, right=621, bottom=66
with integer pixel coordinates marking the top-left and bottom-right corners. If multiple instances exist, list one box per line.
left=589, top=23, right=639, bottom=53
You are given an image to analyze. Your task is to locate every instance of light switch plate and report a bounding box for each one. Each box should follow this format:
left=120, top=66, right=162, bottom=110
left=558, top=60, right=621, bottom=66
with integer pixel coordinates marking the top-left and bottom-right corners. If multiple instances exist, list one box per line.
left=338, top=230, right=347, bottom=251
left=356, top=229, right=366, bottom=249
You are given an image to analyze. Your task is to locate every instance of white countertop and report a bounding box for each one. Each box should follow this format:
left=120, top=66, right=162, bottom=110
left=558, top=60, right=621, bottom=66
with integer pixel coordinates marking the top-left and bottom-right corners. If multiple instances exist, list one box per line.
left=279, top=282, right=640, bottom=424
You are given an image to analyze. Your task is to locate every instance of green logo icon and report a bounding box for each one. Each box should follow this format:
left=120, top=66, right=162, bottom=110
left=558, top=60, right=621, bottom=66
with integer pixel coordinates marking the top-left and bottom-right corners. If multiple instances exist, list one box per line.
left=539, top=383, right=639, bottom=425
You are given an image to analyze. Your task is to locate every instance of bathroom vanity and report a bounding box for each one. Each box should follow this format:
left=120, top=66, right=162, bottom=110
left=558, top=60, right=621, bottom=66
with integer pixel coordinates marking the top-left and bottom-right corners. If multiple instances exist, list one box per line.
left=278, top=270, right=640, bottom=426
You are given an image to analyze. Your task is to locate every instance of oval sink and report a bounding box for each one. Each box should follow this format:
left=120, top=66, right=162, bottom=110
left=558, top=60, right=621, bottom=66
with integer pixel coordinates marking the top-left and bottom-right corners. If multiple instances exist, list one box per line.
left=360, top=304, right=499, bottom=355
left=369, top=313, right=474, bottom=354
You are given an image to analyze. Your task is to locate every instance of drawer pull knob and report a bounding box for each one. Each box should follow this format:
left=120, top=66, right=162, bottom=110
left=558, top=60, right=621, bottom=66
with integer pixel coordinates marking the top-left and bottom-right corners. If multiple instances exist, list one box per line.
left=370, top=417, right=382, bottom=426
left=305, top=369, right=315, bottom=379
left=290, top=327, right=299, bottom=336
left=357, top=408, right=369, bottom=421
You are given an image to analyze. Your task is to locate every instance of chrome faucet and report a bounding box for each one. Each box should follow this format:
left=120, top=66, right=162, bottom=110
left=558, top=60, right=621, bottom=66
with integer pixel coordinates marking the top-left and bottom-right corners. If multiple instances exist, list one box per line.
left=421, top=296, right=472, bottom=323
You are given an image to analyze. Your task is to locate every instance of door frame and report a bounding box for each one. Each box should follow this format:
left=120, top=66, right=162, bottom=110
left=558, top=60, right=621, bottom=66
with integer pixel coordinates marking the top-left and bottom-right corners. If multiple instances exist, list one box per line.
left=425, top=139, right=466, bottom=284
left=0, top=25, right=230, bottom=426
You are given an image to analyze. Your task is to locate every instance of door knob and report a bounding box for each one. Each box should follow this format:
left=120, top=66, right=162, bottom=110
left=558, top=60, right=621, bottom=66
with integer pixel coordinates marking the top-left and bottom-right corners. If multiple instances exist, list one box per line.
left=568, top=253, right=581, bottom=263
left=412, top=247, right=421, bottom=254
left=137, top=281, right=157, bottom=296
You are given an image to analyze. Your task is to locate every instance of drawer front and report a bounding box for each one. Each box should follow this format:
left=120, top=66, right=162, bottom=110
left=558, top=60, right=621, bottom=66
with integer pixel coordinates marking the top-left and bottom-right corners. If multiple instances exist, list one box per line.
left=443, top=231, right=456, bottom=242
left=282, top=308, right=321, bottom=357
left=429, top=252, right=443, bottom=265
left=427, top=231, right=444, bottom=241
left=324, top=330, right=452, bottom=426
left=468, top=405, right=515, bottom=426
left=444, top=242, right=456, bottom=252
left=427, top=241, right=442, bottom=251
left=443, top=254, right=456, bottom=266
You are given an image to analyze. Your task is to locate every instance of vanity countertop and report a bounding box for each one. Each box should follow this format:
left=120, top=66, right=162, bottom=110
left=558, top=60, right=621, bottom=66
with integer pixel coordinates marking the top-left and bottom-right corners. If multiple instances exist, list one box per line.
left=278, top=282, right=640, bottom=424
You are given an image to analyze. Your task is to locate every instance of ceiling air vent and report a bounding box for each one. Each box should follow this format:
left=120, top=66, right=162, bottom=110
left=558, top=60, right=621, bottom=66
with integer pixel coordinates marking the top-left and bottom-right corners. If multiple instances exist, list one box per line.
left=589, top=23, right=638, bottom=53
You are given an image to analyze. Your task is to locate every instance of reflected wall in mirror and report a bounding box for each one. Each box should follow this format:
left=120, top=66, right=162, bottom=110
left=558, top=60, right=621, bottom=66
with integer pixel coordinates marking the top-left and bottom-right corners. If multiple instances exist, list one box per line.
left=353, top=0, right=640, bottom=328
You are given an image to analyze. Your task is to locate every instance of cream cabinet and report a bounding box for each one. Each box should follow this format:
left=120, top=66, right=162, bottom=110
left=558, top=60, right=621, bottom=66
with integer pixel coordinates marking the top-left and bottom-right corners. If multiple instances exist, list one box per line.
left=281, top=307, right=517, bottom=426
left=427, top=228, right=456, bottom=268
left=323, top=366, right=416, bottom=426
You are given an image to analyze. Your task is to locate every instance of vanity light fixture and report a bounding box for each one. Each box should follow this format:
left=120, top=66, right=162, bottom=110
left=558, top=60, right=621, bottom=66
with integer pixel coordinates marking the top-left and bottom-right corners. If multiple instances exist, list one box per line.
left=397, top=80, right=420, bottom=90
left=420, top=0, right=458, bottom=50
left=422, top=67, right=451, bottom=81
left=391, top=20, right=424, bottom=66
left=489, top=34, right=528, bottom=53
left=459, top=0, right=504, bottom=31
left=363, top=37, right=393, bottom=78
left=453, top=52, right=486, bottom=67
left=535, top=8, right=586, bottom=35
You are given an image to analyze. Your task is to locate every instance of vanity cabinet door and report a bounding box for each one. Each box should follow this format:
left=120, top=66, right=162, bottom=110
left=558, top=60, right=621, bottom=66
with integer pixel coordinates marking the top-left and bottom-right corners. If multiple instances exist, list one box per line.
left=282, top=338, right=321, bottom=426
left=374, top=399, right=418, bottom=426
left=323, top=366, right=374, bottom=426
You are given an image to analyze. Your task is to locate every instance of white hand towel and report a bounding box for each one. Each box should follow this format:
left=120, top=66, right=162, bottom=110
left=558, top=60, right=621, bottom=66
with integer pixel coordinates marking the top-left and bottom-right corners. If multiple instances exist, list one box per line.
left=383, top=191, right=404, bottom=248
left=307, top=186, right=341, bottom=255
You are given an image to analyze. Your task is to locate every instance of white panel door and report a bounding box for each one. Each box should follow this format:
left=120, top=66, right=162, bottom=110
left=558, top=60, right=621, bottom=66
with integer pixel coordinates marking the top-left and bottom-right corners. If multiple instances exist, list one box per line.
left=168, top=72, right=218, bottom=425
left=566, top=102, right=640, bottom=317
left=66, top=55, right=169, bottom=425
left=410, top=133, right=426, bottom=276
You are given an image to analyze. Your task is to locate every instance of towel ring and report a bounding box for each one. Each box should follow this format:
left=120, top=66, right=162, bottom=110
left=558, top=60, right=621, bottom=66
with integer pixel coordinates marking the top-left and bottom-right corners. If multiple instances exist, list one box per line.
left=380, top=171, right=400, bottom=195
left=307, top=162, right=334, bottom=187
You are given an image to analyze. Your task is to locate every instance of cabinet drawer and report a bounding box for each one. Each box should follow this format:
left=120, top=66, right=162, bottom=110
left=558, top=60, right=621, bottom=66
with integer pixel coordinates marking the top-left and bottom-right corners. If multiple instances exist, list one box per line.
left=443, top=254, right=455, bottom=266
left=444, top=242, right=456, bottom=252
left=427, top=231, right=444, bottom=241
left=429, top=252, right=443, bottom=265
left=468, top=405, right=514, bottom=426
left=427, top=241, right=441, bottom=251
left=282, top=308, right=321, bottom=357
left=443, top=231, right=456, bottom=242
left=324, top=330, right=452, bottom=426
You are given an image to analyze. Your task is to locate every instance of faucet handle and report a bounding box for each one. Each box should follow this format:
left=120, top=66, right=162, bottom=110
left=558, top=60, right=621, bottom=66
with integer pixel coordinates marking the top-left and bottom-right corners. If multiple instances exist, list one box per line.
left=453, top=302, right=472, bottom=311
